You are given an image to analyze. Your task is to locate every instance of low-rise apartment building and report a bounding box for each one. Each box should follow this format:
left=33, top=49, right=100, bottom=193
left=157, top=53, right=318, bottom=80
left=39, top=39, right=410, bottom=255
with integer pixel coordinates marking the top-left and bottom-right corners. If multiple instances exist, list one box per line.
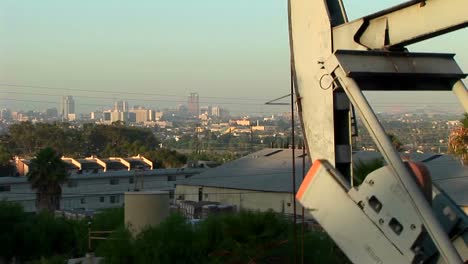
left=2, top=155, right=205, bottom=212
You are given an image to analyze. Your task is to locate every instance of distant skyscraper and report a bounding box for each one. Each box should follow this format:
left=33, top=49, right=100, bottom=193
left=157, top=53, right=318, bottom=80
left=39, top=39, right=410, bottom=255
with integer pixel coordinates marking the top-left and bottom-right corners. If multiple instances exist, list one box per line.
left=187, top=93, right=199, bottom=117
left=90, top=111, right=103, bottom=120
left=130, top=107, right=153, bottom=123
left=0, top=108, right=12, bottom=120
left=114, top=100, right=129, bottom=112
left=211, top=106, right=221, bottom=117
left=60, top=96, right=75, bottom=120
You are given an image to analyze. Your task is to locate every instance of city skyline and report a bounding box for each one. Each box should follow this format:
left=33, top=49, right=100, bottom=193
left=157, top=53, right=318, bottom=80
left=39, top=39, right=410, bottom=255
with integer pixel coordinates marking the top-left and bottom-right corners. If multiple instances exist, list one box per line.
left=0, top=89, right=464, bottom=115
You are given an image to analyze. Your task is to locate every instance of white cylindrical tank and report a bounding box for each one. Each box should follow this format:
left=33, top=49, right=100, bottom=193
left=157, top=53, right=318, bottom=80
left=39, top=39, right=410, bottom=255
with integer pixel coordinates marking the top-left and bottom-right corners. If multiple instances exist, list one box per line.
left=124, top=191, right=169, bottom=235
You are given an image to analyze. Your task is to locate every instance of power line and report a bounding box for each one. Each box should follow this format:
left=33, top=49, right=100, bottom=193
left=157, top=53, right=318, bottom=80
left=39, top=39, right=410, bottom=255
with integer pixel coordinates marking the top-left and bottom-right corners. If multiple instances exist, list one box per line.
left=0, top=97, right=287, bottom=114
left=1, top=92, right=461, bottom=116
left=0, top=90, right=276, bottom=106
left=0, top=92, right=459, bottom=109
left=1, top=83, right=462, bottom=112
left=0, top=83, right=271, bottom=102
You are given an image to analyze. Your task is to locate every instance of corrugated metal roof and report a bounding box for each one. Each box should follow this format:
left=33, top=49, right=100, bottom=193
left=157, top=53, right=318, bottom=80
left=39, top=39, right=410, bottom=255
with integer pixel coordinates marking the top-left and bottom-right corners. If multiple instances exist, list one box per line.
left=127, top=160, right=148, bottom=168
left=100, top=159, right=128, bottom=170
left=77, top=160, right=104, bottom=170
left=178, top=148, right=311, bottom=193
left=62, top=160, right=79, bottom=169
left=436, top=178, right=468, bottom=206
left=0, top=168, right=205, bottom=184
left=178, top=149, right=467, bottom=206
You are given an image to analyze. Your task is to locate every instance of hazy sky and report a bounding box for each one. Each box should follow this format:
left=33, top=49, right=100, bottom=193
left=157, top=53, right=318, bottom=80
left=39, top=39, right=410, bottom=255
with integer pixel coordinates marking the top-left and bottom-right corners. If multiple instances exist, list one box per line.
left=0, top=0, right=466, bottom=115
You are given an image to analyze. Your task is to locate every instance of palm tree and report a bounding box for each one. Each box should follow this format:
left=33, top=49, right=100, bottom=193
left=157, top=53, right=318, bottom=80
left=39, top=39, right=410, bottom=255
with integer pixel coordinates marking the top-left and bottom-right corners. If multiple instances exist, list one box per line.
left=27, top=147, right=69, bottom=212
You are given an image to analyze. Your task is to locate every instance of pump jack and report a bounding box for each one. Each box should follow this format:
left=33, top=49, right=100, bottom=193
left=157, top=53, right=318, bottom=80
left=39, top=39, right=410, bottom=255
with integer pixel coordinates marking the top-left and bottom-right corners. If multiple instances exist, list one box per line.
left=289, top=0, right=468, bottom=263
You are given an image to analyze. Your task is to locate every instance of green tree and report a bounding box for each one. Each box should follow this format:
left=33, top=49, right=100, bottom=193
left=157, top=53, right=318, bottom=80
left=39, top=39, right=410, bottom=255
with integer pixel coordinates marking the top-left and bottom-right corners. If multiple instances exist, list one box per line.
left=96, top=211, right=350, bottom=264
left=448, top=125, right=468, bottom=165
left=0, top=201, right=90, bottom=261
left=0, top=144, right=11, bottom=165
left=96, top=227, right=135, bottom=264
left=353, top=158, right=385, bottom=185
left=144, top=149, right=187, bottom=168
left=0, top=201, right=26, bottom=261
left=0, top=143, right=14, bottom=176
left=447, top=113, right=468, bottom=165
left=91, top=208, right=125, bottom=231
left=387, top=133, right=403, bottom=152
left=461, top=113, right=468, bottom=128
left=27, top=147, right=69, bottom=212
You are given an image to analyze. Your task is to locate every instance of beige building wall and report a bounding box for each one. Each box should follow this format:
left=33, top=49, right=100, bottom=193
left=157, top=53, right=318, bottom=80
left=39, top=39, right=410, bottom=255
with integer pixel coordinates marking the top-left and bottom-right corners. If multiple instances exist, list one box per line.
left=130, top=109, right=150, bottom=123
left=110, top=111, right=127, bottom=123
left=236, top=120, right=250, bottom=126
left=175, top=185, right=313, bottom=218
left=155, top=111, right=164, bottom=121
left=251, top=126, right=265, bottom=131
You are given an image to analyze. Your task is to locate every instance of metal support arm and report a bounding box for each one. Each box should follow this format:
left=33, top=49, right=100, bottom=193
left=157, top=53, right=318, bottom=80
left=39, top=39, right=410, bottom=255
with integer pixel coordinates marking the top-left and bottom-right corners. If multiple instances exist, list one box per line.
left=332, top=67, right=463, bottom=264
left=453, top=81, right=468, bottom=113
left=333, top=0, right=468, bottom=50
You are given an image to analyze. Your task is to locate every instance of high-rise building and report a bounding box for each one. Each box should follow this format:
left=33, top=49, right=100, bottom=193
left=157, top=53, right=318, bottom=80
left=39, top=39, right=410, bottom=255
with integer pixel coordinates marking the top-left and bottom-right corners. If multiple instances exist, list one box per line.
left=211, top=106, right=228, bottom=118
left=90, top=111, right=103, bottom=120
left=130, top=107, right=153, bottom=123
left=103, top=111, right=112, bottom=122
left=155, top=111, right=164, bottom=121
left=60, top=96, right=75, bottom=120
left=0, top=108, right=12, bottom=120
left=211, top=106, right=221, bottom=117
left=114, top=100, right=129, bottom=112
left=187, top=93, right=199, bottom=117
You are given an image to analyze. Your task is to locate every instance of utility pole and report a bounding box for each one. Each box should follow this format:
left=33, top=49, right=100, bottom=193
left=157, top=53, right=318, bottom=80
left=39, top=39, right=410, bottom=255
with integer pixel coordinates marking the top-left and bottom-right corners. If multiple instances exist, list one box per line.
left=250, top=125, right=253, bottom=152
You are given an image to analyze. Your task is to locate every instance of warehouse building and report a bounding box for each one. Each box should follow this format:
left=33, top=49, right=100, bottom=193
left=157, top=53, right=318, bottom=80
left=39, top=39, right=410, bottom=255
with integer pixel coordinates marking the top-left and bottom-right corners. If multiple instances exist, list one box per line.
left=175, top=149, right=468, bottom=215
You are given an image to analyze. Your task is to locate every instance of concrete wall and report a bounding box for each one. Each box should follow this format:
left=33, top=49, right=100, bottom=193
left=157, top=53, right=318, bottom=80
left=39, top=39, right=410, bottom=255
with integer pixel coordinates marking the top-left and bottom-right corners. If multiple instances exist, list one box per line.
left=175, top=185, right=313, bottom=218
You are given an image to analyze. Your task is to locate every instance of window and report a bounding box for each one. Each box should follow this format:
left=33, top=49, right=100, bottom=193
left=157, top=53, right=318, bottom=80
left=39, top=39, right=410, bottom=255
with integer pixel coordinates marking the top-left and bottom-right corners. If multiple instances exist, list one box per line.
left=167, top=175, right=176, bottom=182
left=100, top=196, right=105, bottom=203
left=80, top=198, right=86, bottom=204
left=177, top=194, right=185, bottom=200
left=129, top=177, right=134, bottom=184
left=169, top=190, right=174, bottom=199
left=198, top=187, right=203, bottom=202
left=110, top=195, right=120, bottom=204
left=110, top=179, right=119, bottom=185
left=0, top=185, right=11, bottom=192
left=67, top=181, right=77, bottom=188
